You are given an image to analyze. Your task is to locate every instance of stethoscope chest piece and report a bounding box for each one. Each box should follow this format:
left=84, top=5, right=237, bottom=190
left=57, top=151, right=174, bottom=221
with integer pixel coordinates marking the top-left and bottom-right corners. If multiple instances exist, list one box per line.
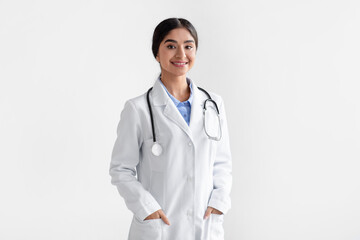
left=151, top=142, right=163, bottom=156
left=146, top=82, right=221, bottom=158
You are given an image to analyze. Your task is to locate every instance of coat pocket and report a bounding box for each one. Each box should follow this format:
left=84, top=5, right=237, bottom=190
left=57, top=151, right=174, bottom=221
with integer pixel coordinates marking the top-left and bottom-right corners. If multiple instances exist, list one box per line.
left=210, top=213, right=224, bottom=240
left=129, top=216, right=162, bottom=240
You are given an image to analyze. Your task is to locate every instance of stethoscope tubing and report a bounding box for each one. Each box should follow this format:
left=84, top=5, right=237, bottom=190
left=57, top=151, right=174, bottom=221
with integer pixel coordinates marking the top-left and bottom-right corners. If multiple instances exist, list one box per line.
left=146, top=86, right=220, bottom=145
left=146, top=87, right=157, bottom=143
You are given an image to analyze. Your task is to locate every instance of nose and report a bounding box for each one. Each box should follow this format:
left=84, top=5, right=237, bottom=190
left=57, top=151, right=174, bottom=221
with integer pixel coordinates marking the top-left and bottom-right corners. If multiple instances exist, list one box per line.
left=175, top=46, right=186, bottom=58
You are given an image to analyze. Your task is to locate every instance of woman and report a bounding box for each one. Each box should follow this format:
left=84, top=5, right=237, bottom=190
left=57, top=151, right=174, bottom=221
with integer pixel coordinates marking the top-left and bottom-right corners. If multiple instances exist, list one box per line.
left=109, top=18, right=232, bottom=240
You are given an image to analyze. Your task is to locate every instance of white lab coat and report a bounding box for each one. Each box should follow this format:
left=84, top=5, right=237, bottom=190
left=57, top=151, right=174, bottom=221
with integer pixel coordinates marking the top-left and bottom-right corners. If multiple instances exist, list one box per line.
left=109, top=76, right=232, bottom=240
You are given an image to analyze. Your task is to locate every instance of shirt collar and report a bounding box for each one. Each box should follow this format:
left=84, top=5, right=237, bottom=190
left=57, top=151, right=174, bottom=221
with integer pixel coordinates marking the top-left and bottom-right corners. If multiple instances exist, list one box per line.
left=158, top=75, right=193, bottom=106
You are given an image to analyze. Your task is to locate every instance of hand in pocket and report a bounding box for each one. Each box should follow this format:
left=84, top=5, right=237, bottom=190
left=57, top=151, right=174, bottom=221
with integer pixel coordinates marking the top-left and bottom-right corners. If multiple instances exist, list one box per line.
left=144, top=209, right=170, bottom=225
left=203, top=206, right=223, bottom=220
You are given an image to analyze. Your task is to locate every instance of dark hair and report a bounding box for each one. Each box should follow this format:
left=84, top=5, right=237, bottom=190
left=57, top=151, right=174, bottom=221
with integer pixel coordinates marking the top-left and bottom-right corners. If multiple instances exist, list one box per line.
left=152, top=18, right=198, bottom=59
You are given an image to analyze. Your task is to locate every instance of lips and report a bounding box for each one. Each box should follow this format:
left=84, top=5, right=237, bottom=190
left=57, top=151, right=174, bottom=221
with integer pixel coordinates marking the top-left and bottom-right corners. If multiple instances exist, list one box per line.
left=171, top=61, right=188, bottom=67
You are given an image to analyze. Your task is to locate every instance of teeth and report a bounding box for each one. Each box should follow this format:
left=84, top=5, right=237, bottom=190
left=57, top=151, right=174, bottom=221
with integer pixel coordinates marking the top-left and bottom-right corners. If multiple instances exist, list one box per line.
left=173, top=62, right=187, bottom=65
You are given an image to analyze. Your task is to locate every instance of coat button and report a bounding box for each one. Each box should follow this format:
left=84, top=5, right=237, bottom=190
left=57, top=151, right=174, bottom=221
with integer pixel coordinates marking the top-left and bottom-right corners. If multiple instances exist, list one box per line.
left=187, top=176, right=193, bottom=182
left=188, top=142, right=192, bottom=147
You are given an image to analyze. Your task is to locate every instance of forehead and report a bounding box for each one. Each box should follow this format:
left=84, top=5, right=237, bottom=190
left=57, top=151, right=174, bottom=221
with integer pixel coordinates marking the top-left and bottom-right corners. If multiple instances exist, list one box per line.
left=162, top=28, right=194, bottom=42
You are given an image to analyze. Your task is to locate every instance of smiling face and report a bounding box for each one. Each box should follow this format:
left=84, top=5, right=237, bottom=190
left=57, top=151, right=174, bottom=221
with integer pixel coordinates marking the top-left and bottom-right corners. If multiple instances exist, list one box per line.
left=156, top=27, right=196, bottom=78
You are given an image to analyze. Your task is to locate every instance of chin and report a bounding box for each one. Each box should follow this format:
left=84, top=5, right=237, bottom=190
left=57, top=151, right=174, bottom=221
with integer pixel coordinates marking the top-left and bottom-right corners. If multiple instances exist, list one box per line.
left=162, top=67, right=191, bottom=77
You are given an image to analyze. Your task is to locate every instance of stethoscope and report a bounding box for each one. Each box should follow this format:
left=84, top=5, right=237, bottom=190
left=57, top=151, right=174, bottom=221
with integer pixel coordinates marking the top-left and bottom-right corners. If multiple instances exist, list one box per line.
left=146, top=85, right=222, bottom=156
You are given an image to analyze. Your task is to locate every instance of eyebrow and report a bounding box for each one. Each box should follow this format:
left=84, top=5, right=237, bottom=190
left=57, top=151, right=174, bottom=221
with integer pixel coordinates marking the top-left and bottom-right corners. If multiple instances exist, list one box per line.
left=164, top=39, right=195, bottom=44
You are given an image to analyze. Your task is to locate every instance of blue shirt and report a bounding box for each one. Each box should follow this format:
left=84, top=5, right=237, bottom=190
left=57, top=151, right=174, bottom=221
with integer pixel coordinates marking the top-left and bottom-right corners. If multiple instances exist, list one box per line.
left=159, top=77, right=193, bottom=126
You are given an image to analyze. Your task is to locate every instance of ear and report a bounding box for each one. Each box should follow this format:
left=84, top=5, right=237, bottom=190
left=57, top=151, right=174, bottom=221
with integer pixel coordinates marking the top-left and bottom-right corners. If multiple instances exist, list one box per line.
left=156, top=55, right=160, bottom=62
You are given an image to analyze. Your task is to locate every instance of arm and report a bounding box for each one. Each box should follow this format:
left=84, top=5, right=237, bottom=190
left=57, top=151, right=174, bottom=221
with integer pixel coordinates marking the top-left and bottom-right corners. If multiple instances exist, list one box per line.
left=207, top=96, right=233, bottom=215
left=109, top=100, right=161, bottom=221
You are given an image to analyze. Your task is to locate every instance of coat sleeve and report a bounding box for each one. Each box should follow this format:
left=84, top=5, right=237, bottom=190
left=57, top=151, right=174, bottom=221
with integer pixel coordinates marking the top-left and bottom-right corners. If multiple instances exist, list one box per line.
left=207, top=96, right=233, bottom=215
left=109, top=100, right=161, bottom=221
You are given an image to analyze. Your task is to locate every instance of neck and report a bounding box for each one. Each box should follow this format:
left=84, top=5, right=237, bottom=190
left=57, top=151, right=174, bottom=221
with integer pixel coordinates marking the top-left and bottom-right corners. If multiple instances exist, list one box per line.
left=160, top=72, right=190, bottom=102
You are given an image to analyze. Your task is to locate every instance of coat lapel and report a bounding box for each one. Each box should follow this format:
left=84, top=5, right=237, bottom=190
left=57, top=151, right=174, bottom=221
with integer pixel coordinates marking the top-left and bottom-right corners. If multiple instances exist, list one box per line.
left=189, top=80, right=205, bottom=135
left=151, top=77, right=192, bottom=141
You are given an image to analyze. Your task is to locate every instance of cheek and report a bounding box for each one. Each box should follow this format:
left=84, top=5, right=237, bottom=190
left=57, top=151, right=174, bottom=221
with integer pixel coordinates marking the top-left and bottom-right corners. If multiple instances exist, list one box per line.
left=189, top=54, right=196, bottom=64
left=162, top=52, right=173, bottom=63
left=189, top=51, right=196, bottom=60
left=158, top=48, right=170, bottom=60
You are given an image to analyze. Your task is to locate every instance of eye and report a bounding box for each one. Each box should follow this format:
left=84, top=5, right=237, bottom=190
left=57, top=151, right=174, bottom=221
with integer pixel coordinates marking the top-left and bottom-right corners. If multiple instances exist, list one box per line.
left=167, top=45, right=175, bottom=49
left=185, top=45, right=193, bottom=50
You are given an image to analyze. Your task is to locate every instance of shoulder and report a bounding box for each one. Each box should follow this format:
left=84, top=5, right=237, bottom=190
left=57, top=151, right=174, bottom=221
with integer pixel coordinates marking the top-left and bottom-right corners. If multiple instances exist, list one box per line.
left=196, top=86, right=224, bottom=107
left=121, top=90, right=150, bottom=117
left=126, top=92, right=148, bottom=108
left=208, top=91, right=223, bottom=104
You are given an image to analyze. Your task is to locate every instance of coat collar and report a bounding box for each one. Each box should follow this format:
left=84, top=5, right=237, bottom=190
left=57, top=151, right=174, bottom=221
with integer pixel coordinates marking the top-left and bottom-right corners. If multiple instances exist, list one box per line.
left=149, top=75, right=205, bottom=142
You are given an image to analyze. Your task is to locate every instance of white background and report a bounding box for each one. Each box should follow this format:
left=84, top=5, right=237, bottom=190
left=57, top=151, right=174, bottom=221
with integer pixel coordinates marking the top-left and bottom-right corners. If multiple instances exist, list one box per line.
left=1, top=0, right=360, bottom=239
